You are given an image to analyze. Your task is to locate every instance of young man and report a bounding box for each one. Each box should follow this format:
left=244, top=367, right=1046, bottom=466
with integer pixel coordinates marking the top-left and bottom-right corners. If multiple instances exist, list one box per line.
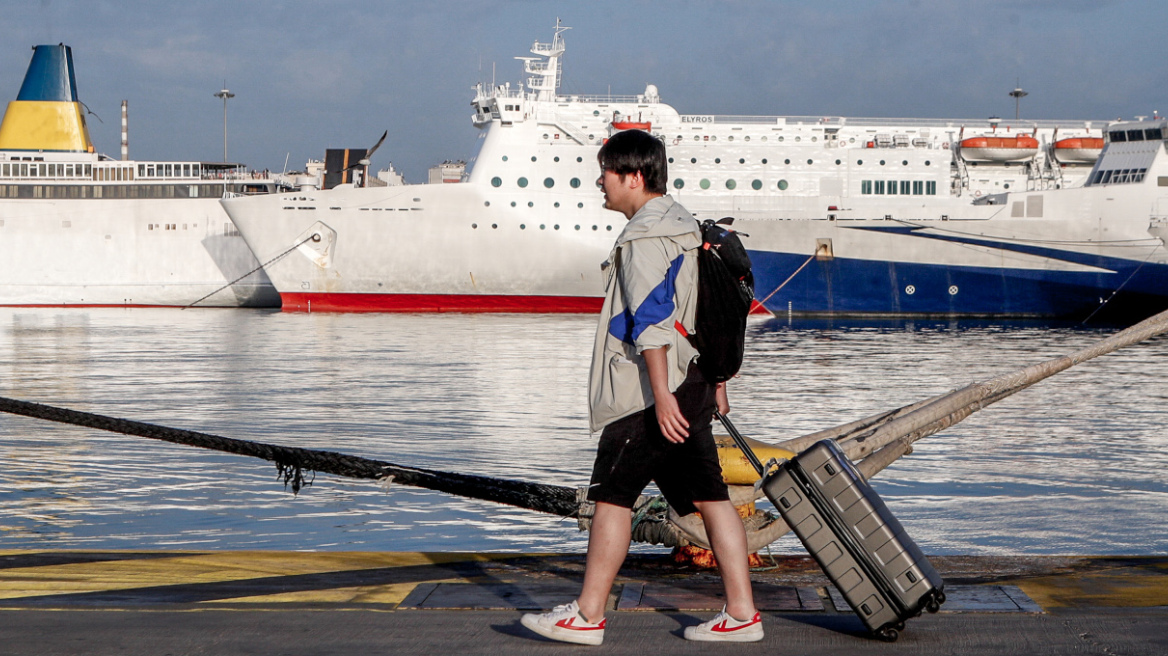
left=520, top=129, right=762, bottom=645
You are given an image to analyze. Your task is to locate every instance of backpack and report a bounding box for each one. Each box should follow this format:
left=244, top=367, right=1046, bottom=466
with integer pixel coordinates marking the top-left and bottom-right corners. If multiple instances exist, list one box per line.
left=685, top=217, right=755, bottom=383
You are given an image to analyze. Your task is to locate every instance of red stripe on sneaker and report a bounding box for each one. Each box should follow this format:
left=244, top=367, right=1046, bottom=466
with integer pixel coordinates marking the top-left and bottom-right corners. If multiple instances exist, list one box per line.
left=555, top=617, right=605, bottom=631
left=711, top=613, right=761, bottom=633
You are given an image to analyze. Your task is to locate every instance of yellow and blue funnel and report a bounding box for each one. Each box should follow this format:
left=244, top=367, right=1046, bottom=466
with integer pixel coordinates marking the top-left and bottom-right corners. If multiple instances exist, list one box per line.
left=0, top=44, right=93, bottom=152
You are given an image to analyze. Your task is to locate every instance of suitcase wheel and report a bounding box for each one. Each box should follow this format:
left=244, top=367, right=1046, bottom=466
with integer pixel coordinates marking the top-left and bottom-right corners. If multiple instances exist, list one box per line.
left=893, top=621, right=906, bottom=632
left=925, top=590, right=946, bottom=614
left=877, top=627, right=899, bottom=642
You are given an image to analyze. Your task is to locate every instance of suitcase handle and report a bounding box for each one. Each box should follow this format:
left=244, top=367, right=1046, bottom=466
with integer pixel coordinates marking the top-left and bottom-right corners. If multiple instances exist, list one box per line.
left=714, top=411, right=766, bottom=476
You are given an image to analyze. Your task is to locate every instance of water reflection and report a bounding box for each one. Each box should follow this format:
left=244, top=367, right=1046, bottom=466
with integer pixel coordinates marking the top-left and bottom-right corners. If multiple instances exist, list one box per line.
left=1, top=308, right=1165, bottom=554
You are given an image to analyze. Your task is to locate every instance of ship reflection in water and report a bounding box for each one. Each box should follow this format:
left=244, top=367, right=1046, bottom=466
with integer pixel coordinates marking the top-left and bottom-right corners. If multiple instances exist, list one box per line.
left=1, top=308, right=1165, bottom=554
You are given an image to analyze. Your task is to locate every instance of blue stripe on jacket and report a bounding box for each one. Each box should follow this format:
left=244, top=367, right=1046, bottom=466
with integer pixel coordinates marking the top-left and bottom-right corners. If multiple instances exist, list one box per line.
left=609, top=254, right=685, bottom=345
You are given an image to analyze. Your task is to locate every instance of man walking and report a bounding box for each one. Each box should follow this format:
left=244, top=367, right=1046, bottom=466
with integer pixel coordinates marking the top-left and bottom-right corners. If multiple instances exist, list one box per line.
left=520, top=129, right=762, bottom=645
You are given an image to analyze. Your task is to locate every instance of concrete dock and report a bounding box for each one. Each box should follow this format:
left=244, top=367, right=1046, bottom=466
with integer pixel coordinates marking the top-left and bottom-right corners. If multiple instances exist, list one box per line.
left=1, top=551, right=1165, bottom=655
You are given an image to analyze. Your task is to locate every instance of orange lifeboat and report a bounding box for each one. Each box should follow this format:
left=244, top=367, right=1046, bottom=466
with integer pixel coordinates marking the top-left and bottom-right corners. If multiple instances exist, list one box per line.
left=959, top=134, right=1039, bottom=162
left=611, top=120, right=652, bottom=131
left=1053, top=137, right=1104, bottom=163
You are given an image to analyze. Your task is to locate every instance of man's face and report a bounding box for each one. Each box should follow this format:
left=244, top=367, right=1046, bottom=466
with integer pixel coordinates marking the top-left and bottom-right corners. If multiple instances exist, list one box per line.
left=597, top=168, right=641, bottom=219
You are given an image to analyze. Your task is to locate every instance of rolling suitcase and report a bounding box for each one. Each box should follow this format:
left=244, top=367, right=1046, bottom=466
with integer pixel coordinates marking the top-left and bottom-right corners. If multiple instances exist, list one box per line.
left=718, top=412, right=945, bottom=641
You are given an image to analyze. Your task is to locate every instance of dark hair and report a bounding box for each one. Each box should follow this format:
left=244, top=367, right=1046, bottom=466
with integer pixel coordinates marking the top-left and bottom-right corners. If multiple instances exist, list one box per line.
left=597, top=129, right=668, bottom=195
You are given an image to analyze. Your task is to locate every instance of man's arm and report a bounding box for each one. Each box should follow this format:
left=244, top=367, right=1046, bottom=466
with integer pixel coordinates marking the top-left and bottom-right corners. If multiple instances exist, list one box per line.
left=644, top=346, right=689, bottom=443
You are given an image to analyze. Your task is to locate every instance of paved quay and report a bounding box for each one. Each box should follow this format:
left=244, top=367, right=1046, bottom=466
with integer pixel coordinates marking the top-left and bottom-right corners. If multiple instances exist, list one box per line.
left=1, top=551, right=1166, bottom=655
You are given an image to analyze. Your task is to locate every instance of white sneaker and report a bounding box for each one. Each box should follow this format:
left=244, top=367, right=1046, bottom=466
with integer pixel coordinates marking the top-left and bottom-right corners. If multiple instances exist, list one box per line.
left=520, top=600, right=606, bottom=646
left=683, top=606, right=764, bottom=642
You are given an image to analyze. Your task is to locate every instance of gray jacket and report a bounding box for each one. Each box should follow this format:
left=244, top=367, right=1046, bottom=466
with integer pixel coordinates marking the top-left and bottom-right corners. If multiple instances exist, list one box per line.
left=588, top=195, right=702, bottom=432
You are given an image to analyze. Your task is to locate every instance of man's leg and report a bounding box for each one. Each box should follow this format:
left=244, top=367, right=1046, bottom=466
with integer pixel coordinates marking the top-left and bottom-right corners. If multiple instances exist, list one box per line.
left=693, top=499, right=757, bottom=620
left=577, top=501, right=632, bottom=623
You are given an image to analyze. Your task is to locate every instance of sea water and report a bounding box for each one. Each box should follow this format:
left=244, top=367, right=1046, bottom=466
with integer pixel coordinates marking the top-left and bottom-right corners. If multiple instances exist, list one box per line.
left=1, top=308, right=1165, bottom=555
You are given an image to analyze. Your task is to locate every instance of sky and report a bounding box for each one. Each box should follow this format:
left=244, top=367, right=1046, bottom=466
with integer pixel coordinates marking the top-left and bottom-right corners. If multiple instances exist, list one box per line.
left=2, top=0, right=1164, bottom=182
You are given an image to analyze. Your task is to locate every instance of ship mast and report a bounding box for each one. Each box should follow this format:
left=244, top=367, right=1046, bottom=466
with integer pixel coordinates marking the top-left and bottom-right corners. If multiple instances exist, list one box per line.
left=519, top=19, right=569, bottom=102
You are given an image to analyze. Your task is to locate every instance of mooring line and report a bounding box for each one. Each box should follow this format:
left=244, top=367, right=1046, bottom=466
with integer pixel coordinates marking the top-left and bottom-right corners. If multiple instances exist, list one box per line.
left=182, top=234, right=316, bottom=310
left=0, top=395, right=579, bottom=517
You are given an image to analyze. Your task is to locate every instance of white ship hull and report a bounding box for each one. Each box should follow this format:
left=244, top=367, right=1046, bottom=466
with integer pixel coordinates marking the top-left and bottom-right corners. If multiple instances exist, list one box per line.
left=222, top=23, right=1167, bottom=320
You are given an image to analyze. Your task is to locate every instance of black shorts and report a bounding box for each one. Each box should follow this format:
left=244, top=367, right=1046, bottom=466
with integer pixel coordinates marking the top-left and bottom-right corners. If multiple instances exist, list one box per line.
left=587, top=364, right=729, bottom=516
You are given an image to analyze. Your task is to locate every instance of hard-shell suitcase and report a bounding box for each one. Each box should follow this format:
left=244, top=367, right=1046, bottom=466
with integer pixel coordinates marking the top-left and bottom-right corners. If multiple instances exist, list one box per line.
left=718, top=413, right=945, bottom=641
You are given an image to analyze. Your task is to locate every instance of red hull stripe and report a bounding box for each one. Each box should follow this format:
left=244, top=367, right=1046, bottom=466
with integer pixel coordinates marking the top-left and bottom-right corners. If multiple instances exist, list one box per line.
left=280, top=292, right=605, bottom=314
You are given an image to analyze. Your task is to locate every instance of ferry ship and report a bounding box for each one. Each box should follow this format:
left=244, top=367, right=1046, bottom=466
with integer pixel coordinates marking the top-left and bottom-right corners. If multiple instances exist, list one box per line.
left=221, top=23, right=1165, bottom=319
left=0, top=44, right=281, bottom=307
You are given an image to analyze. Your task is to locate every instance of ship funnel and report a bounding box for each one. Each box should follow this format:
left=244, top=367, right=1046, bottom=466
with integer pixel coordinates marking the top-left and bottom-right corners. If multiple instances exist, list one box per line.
left=0, top=44, right=94, bottom=152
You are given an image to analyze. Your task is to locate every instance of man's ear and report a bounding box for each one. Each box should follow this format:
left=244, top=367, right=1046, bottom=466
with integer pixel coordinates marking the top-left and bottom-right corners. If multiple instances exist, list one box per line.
left=628, top=171, right=645, bottom=189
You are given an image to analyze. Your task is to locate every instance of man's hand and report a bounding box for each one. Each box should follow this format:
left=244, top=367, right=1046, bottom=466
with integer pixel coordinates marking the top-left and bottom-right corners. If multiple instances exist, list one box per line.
left=643, top=347, right=689, bottom=443
left=716, top=381, right=730, bottom=416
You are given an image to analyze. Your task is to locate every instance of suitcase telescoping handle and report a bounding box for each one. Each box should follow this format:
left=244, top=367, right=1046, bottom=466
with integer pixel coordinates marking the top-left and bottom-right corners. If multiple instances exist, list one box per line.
left=714, top=411, right=766, bottom=477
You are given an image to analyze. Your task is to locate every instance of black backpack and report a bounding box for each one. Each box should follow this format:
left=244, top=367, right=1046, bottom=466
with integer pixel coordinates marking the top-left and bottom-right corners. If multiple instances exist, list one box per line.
left=687, top=218, right=755, bottom=383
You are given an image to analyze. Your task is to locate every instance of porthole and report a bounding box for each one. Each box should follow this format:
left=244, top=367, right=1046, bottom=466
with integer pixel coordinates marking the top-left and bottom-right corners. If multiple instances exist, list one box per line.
left=528, top=201, right=534, bottom=207
left=784, top=159, right=791, bottom=165
left=554, top=224, right=560, bottom=230
left=725, top=179, right=737, bottom=190
left=554, top=202, right=561, bottom=207
left=761, top=158, right=768, bottom=164
left=588, top=134, right=594, bottom=141
left=554, top=156, right=560, bottom=162
left=510, top=201, right=517, bottom=207
left=576, top=157, right=583, bottom=162
left=715, top=158, right=721, bottom=164
left=484, top=201, right=490, bottom=207
left=520, top=224, right=526, bottom=229
left=592, top=225, right=598, bottom=230
left=491, top=177, right=502, bottom=187
left=795, top=136, right=801, bottom=142
left=668, top=157, right=674, bottom=163
left=849, top=137, right=856, bottom=143
left=606, top=225, right=613, bottom=231
left=472, top=223, right=478, bottom=229
left=1004, top=183, right=1010, bottom=190
left=570, top=177, right=581, bottom=188
left=691, top=157, right=697, bottom=163
left=902, top=160, right=908, bottom=166
left=540, top=224, right=546, bottom=230
left=502, top=155, right=508, bottom=161
left=728, top=136, right=734, bottom=142
left=751, top=179, right=762, bottom=190
left=777, top=179, right=789, bottom=190
left=835, top=159, right=841, bottom=165
left=694, top=136, right=700, bottom=142
left=807, top=159, right=813, bottom=165
left=531, top=156, right=538, bottom=162
left=925, top=161, right=931, bottom=166
left=593, top=110, right=599, bottom=116
left=880, top=160, right=886, bottom=166
left=700, top=179, right=711, bottom=190
left=711, top=136, right=717, bottom=141
left=542, top=134, right=549, bottom=140
left=575, top=225, right=581, bottom=230
left=762, top=136, right=768, bottom=142
left=578, top=202, right=584, bottom=208
left=739, top=158, right=745, bottom=164
left=518, top=177, right=528, bottom=187
left=811, top=136, right=817, bottom=142
left=745, top=136, right=751, bottom=142
left=544, top=177, right=554, bottom=188
left=857, top=160, right=863, bottom=165
left=491, top=223, right=498, bottom=229
left=674, top=178, right=684, bottom=189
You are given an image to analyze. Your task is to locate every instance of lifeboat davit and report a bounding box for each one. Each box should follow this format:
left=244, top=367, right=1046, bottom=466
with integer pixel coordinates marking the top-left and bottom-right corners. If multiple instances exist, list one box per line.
left=611, top=120, right=652, bottom=131
left=959, top=134, right=1039, bottom=162
left=1053, top=137, right=1104, bottom=163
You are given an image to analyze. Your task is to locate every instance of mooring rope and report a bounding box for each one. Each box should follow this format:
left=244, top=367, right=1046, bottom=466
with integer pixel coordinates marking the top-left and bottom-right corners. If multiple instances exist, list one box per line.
left=182, top=234, right=317, bottom=309
left=0, top=396, right=579, bottom=517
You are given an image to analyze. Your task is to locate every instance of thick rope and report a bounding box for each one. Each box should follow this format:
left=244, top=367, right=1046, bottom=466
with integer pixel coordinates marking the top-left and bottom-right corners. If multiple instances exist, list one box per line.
left=0, top=396, right=579, bottom=517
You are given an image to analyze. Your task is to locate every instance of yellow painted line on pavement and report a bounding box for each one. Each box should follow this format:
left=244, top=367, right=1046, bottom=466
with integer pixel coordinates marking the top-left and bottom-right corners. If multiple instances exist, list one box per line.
left=210, top=581, right=430, bottom=605
left=1015, top=574, right=1168, bottom=609
left=0, top=551, right=520, bottom=601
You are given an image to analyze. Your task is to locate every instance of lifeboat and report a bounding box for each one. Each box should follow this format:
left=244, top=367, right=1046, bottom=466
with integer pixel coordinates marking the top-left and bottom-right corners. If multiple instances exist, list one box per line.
left=959, top=134, right=1039, bottom=162
left=1053, top=137, right=1104, bottom=163
left=611, top=120, right=652, bottom=131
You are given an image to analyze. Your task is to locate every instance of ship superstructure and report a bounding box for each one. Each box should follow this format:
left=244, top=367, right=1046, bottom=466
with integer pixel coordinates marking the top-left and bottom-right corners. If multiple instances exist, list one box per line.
left=222, top=23, right=1166, bottom=319
left=0, top=44, right=280, bottom=307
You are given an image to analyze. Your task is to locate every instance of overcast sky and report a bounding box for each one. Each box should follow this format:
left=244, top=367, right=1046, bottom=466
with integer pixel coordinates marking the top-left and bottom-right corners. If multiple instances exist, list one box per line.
left=3, top=1, right=1163, bottom=182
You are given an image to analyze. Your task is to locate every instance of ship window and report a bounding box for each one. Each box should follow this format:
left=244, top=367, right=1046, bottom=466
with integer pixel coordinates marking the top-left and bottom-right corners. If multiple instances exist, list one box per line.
left=502, top=155, right=508, bottom=161
left=578, top=203, right=584, bottom=208
left=875, top=180, right=885, bottom=194
left=861, top=180, right=872, bottom=194
left=668, top=157, right=674, bottom=163
left=674, top=179, right=684, bottom=189
left=554, top=202, right=560, bottom=207
left=540, top=224, right=546, bottom=229
left=1159, top=176, right=1168, bottom=186
left=193, top=164, right=200, bottom=177
left=1135, top=168, right=1147, bottom=182
left=725, top=179, right=736, bottom=190
left=570, top=177, right=581, bottom=188
left=913, top=180, right=923, bottom=195
left=751, top=179, right=761, bottom=190
left=554, top=156, right=560, bottom=162
left=1127, top=129, right=1144, bottom=142
left=1109, top=130, right=1126, bottom=142
left=761, top=158, right=767, bottom=164
left=183, top=164, right=191, bottom=177
left=699, top=178, right=711, bottom=189
left=511, top=201, right=517, bottom=207
left=577, top=157, right=583, bottom=162
left=739, top=157, right=746, bottom=164
left=544, top=177, right=554, bottom=188
left=835, top=159, right=841, bottom=165
left=531, top=156, right=537, bottom=162
left=745, top=136, right=751, bottom=142
left=691, top=158, right=697, bottom=163
left=888, top=180, right=898, bottom=195
left=85, top=165, right=91, bottom=176
left=857, top=160, right=863, bottom=165
left=491, top=176, right=502, bottom=187
left=517, top=177, right=528, bottom=188
left=879, top=160, right=886, bottom=166
left=902, top=160, right=908, bottom=166
left=806, top=159, right=813, bottom=165
left=901, top=181, right=911, bottom=194
left=694, top=136, right=700, bottom=141
left=715, top=158, right=721, bottom=164
left=137, top=164, right=144, bottom=177
left=528, top=201, right=534, bottom=207
left=925, top=161, right=931, bottom=166
left=777, top=179, right=789, bottom=190
left=784, top=159, right=790, bottom=165
left=1146, top=128, right=1164, bottom=140
left=554, top=224, right=560, bottom=230
left=926, top=181, right=937, bottom=195
left=1, top=164, right=7, bottom=176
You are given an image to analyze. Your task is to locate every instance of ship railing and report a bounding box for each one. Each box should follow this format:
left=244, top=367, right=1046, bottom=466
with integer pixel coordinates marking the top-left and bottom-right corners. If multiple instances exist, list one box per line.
left=688, top=114, right=1111, bottom=130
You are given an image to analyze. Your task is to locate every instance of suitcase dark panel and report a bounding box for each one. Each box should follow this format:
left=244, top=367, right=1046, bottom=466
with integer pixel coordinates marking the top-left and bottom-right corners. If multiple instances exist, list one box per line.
left=763, top=439, right=945, bottom=640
